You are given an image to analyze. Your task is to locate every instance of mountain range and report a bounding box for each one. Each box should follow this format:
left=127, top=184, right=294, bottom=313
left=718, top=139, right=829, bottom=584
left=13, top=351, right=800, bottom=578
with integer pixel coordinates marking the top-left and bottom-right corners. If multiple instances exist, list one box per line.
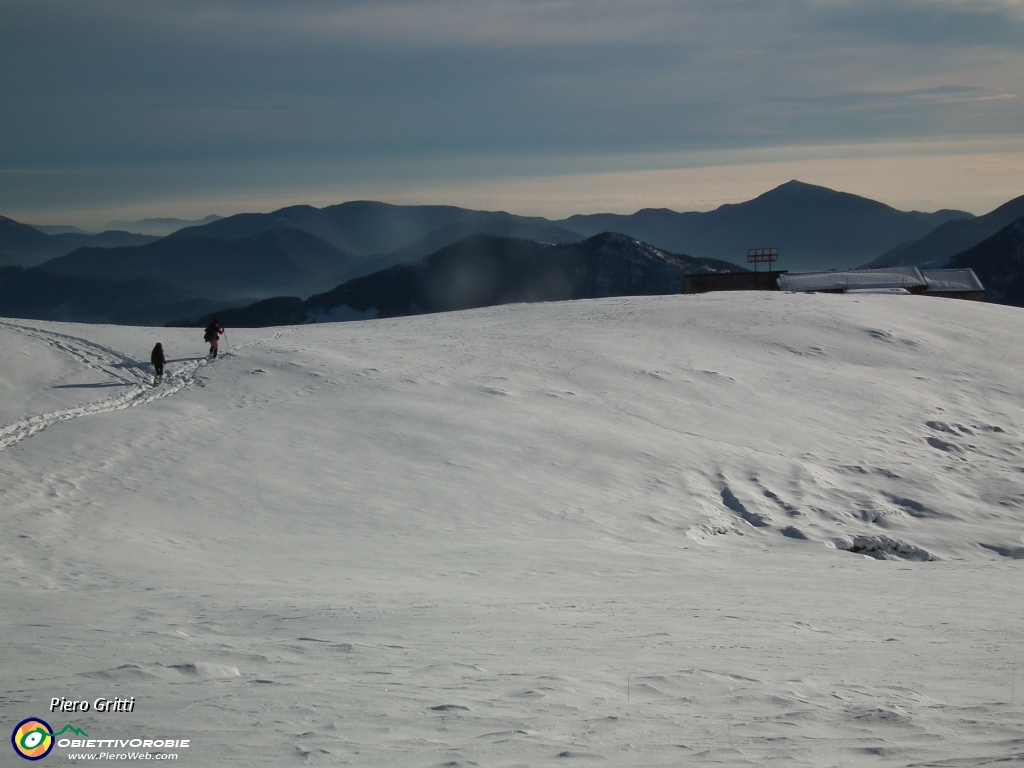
left=159, top=181, right=970, bottom=273
left=168, top=202, right=582, bottom=256
left=861, top=194, right=1024, bottom=269
left=560, top=180, right=972, bottom=273
left=946, top=218, right=1024, bottom=306
left=170, top=213, right=1024, bottom=329
left=30, top=215, right=224, bottom=238
left=0, top=182, right=987, bottom=278
left=2, top=180, right=1023, bottom=326
left=178, top=233, right=740, bottom=327
left=101, top=215, right=223, bottom=237
left=41, top=227, right=362, bottom=300
left=0, top=266, right=223, bottom=325
left=0, top=216, right=159, bottom=267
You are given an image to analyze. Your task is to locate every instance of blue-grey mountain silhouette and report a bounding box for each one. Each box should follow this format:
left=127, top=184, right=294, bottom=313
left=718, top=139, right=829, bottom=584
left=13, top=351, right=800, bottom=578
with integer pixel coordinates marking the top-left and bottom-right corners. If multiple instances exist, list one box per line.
left=0, top=266, right=221, bottom=325
left=101, top=215, right=223, bottom=237
left=169, top=201, right=580, bottom=257
left=558, top=181, right=972, bottom=272
left=179, top=233, right=742, bottom=328
left=944, top=218, right=1024, bottom=307
left=0, top=216, right=158, bottom=267
left=41, top=228, right=362, bottom=299
left=861, top=193, right=1024, bottom=269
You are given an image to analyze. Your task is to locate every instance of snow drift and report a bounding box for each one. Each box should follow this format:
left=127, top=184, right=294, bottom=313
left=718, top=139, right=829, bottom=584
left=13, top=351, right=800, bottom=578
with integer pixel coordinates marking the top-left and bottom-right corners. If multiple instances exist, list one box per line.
left=1, top=292, right=1022, bottom=766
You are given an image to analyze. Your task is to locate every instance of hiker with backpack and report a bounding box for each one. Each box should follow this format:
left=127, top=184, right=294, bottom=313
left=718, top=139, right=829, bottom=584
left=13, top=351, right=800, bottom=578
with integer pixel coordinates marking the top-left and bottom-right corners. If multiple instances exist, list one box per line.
left=204, top=319, right=224, bottom=358
left=151, top=342, right=165, bottom=385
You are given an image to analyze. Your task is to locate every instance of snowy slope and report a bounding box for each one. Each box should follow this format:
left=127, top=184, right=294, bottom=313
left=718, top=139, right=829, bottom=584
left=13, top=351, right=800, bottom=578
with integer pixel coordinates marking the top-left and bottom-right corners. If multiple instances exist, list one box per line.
left=1, top=294, right=1023, bottom=766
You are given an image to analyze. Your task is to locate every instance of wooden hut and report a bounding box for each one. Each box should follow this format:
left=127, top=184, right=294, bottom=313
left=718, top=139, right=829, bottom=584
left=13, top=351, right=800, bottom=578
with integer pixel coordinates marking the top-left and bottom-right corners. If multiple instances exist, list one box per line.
left=683, top=270, right=785, bottom=294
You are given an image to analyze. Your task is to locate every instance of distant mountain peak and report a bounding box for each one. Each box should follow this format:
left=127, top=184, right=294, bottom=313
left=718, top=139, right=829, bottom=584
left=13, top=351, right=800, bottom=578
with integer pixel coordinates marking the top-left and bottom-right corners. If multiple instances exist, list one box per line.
left=777, top=179, right=818, bottom=190
left=758, top=180, right=847, bottom=199
left=586, top=231, right=643, bottom=246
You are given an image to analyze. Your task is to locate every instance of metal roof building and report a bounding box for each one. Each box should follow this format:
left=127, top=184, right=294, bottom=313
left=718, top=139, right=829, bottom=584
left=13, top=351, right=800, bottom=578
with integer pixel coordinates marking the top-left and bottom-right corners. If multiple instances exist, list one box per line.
left=682, top=265, right=984, bottom=300
left=920, top=269, right=985, bottom=300
left=777, top=267, right=927, bottom=293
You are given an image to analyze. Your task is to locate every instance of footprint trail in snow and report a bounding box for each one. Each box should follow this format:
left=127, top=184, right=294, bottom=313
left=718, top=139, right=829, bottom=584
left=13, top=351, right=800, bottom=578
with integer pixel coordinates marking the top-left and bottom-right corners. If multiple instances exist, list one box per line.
left=0, top=321, right=285, bottom=452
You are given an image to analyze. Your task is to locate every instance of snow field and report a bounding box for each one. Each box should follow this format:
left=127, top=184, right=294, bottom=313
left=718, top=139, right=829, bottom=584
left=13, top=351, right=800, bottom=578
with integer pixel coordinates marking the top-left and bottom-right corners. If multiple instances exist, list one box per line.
left=1, top=292, right=1023, bottom=766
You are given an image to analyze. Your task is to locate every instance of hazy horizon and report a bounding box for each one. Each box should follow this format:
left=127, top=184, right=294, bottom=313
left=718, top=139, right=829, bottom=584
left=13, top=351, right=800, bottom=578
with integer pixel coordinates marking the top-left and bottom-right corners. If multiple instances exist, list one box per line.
left=16, top=155, right=1024, bottom=233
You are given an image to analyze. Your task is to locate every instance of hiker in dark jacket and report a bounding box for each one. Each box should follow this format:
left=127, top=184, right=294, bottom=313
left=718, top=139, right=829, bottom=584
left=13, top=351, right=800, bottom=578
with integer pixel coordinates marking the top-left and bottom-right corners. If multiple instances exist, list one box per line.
left=151, top=343, right=165, bottom=385
left=204, top=320, right=224, bottom=358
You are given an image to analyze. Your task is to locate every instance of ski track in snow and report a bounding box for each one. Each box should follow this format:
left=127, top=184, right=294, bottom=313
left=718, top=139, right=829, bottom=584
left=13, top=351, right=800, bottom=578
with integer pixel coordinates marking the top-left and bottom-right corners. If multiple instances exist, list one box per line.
left=0, top=320, right=287, bottom=452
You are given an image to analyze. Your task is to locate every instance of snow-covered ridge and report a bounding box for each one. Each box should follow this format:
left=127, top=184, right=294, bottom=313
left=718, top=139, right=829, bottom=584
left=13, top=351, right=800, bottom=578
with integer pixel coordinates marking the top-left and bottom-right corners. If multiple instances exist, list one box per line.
left=2, top=293, right=1022, bottom=765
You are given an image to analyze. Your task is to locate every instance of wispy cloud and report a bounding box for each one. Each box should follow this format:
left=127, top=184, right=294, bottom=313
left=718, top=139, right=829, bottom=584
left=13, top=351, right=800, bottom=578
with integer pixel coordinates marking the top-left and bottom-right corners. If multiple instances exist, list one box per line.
left=97, top=0, right=1024, bottom=50
left=0, top=0, right=1021, bottom=221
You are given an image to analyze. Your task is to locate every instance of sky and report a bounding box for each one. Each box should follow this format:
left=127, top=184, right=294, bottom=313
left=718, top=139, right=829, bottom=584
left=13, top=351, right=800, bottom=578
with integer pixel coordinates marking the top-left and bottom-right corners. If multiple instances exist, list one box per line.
left=2, top=0, right=1023, bottom=228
